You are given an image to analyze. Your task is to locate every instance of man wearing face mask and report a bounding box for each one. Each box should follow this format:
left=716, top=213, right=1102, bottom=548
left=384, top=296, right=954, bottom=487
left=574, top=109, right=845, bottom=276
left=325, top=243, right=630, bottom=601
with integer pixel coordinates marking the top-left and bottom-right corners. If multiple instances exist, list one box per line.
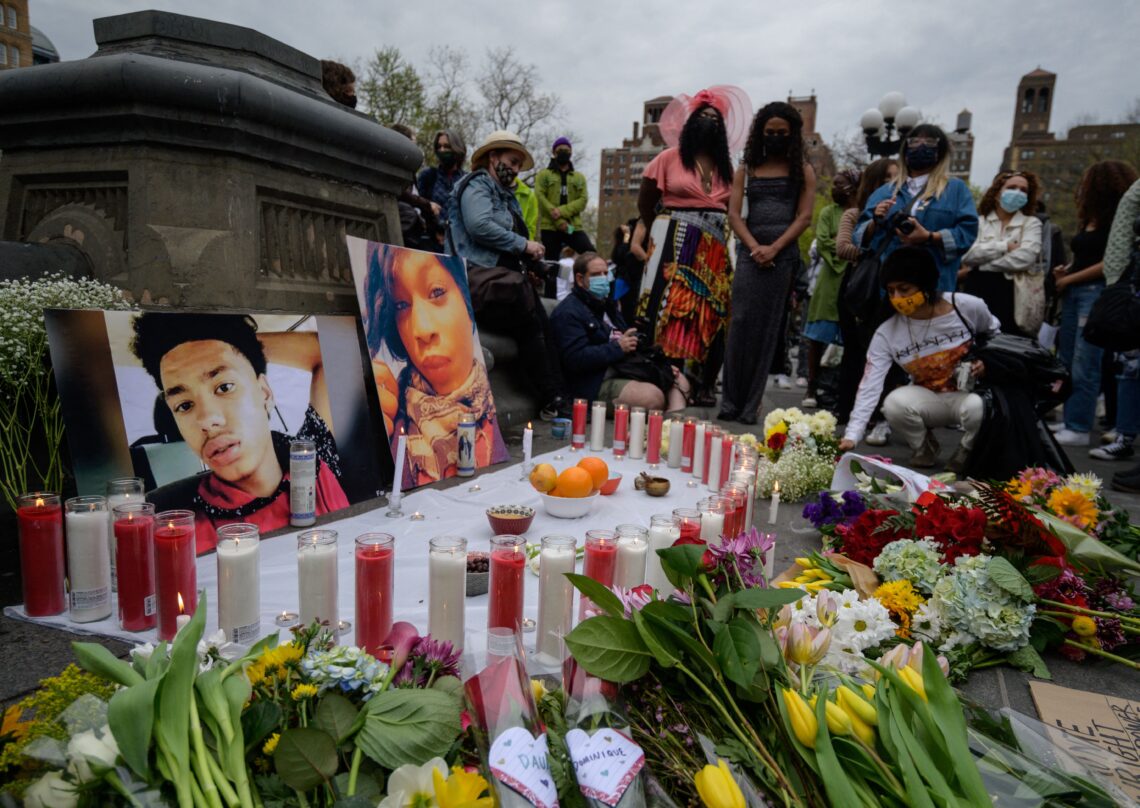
left=447, top=130, right=567, bottom=420
left=960, top=171, right=1044, bottom=336
left=417, top=130, right=468, bottom=235
left=550, top=252, right=688, bottom=411
left=854, top=124, right=979, bottom=294
left=837, top=247, right=999, bottom=472
left=536, top=137, right=595, bottom=258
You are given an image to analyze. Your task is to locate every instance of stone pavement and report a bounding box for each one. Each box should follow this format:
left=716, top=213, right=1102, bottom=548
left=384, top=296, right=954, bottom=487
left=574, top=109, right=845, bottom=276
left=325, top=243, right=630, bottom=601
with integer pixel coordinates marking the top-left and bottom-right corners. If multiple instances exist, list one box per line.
left=2, top=380, right=1137, bottom=720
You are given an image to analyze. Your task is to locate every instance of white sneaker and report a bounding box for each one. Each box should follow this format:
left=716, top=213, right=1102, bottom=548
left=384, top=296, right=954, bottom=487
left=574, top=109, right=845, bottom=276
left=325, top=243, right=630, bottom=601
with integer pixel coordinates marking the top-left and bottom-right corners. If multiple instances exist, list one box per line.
left=1053, top=428, right=1090, bottom=447
left=795, top=376, right=809, bottom=388
left=1100, top=430, right=1120, bottom=445
left=1047, top=421, right=1064, bottom=433
left=802, top=396, right=818, bottom=409
left=1089, top=435, right=1135, bottom=460
left=865, top=422, right=891, bottom=446
left=774, top=374, right=793, bottom=390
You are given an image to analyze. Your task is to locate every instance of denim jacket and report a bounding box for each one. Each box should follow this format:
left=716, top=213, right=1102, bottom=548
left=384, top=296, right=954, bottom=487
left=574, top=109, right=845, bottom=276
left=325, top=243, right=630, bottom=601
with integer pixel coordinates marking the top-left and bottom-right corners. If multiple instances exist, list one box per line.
left=446, top=169, right=528, bottom=269
left=854, top=176, right=979, bottom=292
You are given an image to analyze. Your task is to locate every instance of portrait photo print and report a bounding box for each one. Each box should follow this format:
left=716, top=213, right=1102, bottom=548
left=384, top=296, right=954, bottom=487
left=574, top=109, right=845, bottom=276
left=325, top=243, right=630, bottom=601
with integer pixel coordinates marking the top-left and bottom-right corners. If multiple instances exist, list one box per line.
left=347, top=238, right=509, bottom=487
left=45, top=309, right=386, bottom=554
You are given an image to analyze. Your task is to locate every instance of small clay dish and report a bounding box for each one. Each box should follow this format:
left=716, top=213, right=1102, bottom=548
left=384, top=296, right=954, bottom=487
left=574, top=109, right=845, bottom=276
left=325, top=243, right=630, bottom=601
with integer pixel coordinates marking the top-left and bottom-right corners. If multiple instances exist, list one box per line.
left=598, top=472, right=623, bottom=496
left=466, top=552, right=489, bottom=597
left=486, top=504, right=535, bottom=535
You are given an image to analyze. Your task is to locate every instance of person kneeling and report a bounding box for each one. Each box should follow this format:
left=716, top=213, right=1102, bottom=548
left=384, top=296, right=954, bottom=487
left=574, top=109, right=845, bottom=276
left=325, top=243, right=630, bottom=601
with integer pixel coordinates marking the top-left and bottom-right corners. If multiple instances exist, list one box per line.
left=551, top=252, right=688, bottom=412
left=837, top=247, right=1000, bottom=472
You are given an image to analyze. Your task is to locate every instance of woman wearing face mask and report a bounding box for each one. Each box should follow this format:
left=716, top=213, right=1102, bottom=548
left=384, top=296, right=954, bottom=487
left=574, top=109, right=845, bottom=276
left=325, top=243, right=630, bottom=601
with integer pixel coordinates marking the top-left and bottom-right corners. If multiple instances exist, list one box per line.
left=417, top=130, right=467, bottom=220
left=636, top=86, right=752, bottom=407
left=855, top=124, right=979, bottom=294
left=722, top=102, right=816, bottom=423
left=837, top=247, right=1000, bottom=472
left=447, top=130, right=567, bottom=420
left=536, top=137, right=595, bottom=257
left=959, top=171, right=1043, bottom=336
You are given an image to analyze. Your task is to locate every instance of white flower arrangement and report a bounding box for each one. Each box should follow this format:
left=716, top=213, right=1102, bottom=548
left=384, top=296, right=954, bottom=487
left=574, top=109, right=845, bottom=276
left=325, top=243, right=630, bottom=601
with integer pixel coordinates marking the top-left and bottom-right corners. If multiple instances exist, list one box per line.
left=755, top=442, right=836, bottom=502
left=789, top=589, right=898, bottom=672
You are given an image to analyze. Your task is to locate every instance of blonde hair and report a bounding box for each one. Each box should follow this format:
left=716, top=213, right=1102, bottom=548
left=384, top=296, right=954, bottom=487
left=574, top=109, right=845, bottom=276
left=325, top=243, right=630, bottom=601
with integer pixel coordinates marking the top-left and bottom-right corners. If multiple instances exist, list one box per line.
left=892, top=126, right=953, bottom=204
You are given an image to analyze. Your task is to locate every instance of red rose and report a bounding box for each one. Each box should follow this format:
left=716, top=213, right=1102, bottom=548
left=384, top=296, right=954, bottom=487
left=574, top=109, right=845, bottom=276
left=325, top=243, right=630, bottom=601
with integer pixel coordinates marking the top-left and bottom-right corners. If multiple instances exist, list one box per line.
left=834, top=509, right=907, bottom=567
left=767, top=432, right=787, bottom=452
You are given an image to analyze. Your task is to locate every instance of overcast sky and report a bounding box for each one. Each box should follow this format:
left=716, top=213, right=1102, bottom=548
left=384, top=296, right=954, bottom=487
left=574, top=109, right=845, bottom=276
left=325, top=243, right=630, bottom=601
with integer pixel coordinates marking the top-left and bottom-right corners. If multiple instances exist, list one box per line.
left=28, top=0, right=1139, bottom=193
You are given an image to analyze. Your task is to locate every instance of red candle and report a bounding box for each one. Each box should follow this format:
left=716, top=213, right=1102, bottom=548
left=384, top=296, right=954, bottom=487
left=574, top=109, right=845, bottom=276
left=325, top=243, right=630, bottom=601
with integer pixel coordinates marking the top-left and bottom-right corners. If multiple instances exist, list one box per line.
left=571, top=398, right=588, bottom=450
left=720, top=434, right=734, bottom=490
left=672, top=508, right=702, bottom=544
left=114, top=503, right=156, bottom=632
left=154, top=510, right=197, bottom=641
left=355, top=533, right=395, bottom=655
left=702, top=427, right=719, bottom=484
left=17, top=492, right=66, bottom=617
left=721, top=484, right=749, bottom=539
left=680, top=419, right=696, bottom=473
left=646, top=409, right=663, bottom=465
left=488, top=535, right=526, bottom=632
left=612, top=404, right=629, bottom=458
left=581, top=530, right=618, bottom=619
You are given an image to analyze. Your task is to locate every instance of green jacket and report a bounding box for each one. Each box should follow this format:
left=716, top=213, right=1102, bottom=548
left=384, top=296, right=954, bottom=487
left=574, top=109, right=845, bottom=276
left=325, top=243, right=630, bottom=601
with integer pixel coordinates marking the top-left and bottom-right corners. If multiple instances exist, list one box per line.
left=807, top=203, right=848, bottom=324
left=535, top=166, right=588, bottom=231
left=514, top=179, right=539, bottom=240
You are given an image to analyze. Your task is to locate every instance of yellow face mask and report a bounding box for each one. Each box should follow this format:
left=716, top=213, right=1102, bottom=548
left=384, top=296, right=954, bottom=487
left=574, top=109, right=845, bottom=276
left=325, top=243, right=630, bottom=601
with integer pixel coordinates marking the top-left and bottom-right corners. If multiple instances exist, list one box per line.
left=890, top=291, right=926, bottom=316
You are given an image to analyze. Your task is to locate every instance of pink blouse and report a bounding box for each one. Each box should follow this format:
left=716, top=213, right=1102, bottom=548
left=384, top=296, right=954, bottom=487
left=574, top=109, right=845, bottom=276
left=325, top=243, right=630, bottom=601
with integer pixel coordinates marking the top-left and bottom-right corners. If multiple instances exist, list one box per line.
left=643, top=147, right=731, bottom=210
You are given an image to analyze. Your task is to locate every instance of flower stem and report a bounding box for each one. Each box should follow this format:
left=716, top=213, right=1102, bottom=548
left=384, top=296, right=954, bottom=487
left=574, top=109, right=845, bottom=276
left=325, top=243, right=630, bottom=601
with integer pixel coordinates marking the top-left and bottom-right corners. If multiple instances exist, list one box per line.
left=346, top=746, right=363, bottom=796
left=1063, top=640, right=1140, bottom=669
left=1040, top=599, right=1140, bottom=626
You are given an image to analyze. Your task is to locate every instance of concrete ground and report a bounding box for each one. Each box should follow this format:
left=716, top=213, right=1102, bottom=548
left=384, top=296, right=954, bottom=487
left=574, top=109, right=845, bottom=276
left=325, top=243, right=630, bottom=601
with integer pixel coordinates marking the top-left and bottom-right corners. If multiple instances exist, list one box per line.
left=2, top=378, right=1137, bottom=720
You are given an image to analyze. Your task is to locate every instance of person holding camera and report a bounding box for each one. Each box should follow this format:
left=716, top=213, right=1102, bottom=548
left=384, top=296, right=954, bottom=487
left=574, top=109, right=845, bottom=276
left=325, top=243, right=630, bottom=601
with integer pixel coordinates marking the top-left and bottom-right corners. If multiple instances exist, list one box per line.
left=551, top=252, right=689, bottom=411
left=837, top=247, right=999, bottom=473
left=855, top=124, right=979, bottom=294
left=447, top=130, right=567, bottom=420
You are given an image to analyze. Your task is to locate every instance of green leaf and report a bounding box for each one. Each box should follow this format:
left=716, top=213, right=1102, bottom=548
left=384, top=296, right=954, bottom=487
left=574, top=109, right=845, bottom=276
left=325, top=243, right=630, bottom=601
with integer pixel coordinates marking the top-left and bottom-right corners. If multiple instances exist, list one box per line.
left=1006, top=645, right=1052, bottom=680
left=640, top=599, right=691, bottom=623
left=730, top=587, right=806, bottom=611
left=658, top=544, right=708, bottom=582
left=564, top=573, right=624, bottom=618
left=919, top=645, right=991, bottom=805
left=883, top=714, right=937, bottom=808
left=274, top=727, right=339, bottom=792
left=355, top=689, right=462, bottom=769
left=155, top=590, right=207, bottom=789
left=713, top=617, right=761, bottom=688
left=431, top=675, right=465, bottom=703
left=195, top=668, right=234, bottom=746
left=564, top=616, right=652, bottom=682
left=241, top=701, right=283, bottom=754
left=641, top=608, right=716, bottom=670
left=632, top=607, right=678, bottom=668
left=108, top=677, right=160, bottom=778
left=812, top=694, right=867, bottom=807
left=1023, top=564, right=1061, bottom=585
left=315, top=693, right=360, bottom=745
left=72, top=641, right=144, bottom=687
left=986, top=556, right=1034, bottom=602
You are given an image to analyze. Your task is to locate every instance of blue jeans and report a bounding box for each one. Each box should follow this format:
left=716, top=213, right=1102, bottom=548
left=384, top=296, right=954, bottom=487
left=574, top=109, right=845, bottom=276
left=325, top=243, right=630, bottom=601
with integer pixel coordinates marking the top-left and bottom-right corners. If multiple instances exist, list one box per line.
left=1116, top=351, right=1140, bottom=437
left=1057, top=281, right=1105, bottom=432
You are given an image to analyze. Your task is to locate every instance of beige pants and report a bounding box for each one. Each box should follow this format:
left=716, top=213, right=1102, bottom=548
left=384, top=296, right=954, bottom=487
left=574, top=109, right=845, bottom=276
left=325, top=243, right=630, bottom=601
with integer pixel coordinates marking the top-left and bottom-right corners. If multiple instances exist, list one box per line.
left=881, top=385, right=984, bottom=451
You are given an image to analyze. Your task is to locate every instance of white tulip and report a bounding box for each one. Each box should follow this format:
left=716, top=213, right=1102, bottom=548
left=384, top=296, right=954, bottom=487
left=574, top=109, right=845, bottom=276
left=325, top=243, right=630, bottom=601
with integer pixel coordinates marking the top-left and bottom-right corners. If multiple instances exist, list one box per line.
left=23, top=771, right=79, bottom=808
left=66, top=727, right=119, bottom=783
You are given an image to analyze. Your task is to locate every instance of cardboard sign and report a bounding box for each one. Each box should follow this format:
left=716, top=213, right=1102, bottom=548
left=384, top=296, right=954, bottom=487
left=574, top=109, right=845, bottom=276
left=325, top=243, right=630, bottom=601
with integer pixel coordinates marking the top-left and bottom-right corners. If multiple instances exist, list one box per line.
left=1030, top=681, right=1140, bottom=802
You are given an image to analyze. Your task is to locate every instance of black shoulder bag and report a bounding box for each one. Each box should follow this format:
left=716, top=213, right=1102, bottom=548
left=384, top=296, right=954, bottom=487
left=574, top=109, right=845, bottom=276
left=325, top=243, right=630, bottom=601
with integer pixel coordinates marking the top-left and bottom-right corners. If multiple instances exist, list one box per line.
left=1083, top=248, right=1140, bottom=351
left=839, top=223, right=893, bottom=328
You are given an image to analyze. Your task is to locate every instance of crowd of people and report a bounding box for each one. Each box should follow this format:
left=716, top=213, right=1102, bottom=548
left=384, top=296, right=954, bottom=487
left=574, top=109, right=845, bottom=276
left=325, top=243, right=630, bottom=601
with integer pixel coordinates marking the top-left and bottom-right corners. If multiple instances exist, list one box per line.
left=321, top=64, right=1140, bottom=487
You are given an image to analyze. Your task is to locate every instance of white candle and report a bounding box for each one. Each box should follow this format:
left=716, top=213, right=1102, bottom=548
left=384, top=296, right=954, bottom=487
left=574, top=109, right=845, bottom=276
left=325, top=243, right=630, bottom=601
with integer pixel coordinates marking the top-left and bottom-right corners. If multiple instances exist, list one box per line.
left=175, top=613, right=191, bottom=634
left=692, top=422, right=706, bottom=479
left=428, top=536, right=467, bottom=649
left=522, top=422, right=534, bottom=468
left=666, top=419, right=683, bottom=468
left=614, top=535, right=648, bottom=589
left=629, top=407, right=646, bottom=459
left=590, top=400, right=607, bottom=451
left=216, top=524, right=261, bottom=645
left=765, top=535, right=776, bottom=581
left=707, top=434, right=724, bottom=491
left=298, top=531, right=338, bottom=629
left=535, top=535, right=577, bottom=661
left=64, top=496, right=112, bottom=623
left=645, top=515, right=679, bottom=592
left=768, top=480, right=781, bottom=525
left=700, top=509, right=725, bottom=542
left=390, top=431, right=407, bottom=508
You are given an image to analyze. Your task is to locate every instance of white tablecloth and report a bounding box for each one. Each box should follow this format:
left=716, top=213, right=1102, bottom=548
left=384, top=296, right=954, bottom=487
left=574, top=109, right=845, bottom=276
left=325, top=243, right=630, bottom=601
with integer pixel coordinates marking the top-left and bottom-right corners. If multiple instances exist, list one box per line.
left=6, top=448, right=733, bottom=658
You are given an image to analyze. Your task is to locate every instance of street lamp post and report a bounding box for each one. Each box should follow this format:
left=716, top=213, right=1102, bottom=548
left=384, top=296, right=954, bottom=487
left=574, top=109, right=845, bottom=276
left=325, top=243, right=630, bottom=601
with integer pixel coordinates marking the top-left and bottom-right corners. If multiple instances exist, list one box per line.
left=860, top=92, right=922, bottom=157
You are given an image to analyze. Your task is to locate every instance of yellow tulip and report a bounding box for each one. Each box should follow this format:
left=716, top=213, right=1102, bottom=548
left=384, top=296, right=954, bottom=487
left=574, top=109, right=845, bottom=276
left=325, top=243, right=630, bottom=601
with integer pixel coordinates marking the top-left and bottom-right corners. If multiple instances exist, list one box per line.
left=776, top=581, right=802, bottom=589
left=897, top=665, right=928, bottom=702
left=795, top=557, right=814, bottom=568
left=694, top=759, right=745, bottom=808
left=861, top=683, right=877, bottom=702
left=846, top=710, right=876, bottom=746
left=804, top=581, right=830, bottom=593
left=836, top=685, right=878, bottom=727
left=823, top=699, right=853, bottom=736
left=434, top=766, right=495, bottom=808
left=783, top=689, right=818, bottom=749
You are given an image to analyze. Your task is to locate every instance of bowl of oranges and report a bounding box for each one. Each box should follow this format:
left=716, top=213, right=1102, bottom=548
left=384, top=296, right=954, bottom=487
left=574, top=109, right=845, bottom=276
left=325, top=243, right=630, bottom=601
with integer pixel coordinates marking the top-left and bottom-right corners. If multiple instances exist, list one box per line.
left=530, top=456, right=610, bottom=518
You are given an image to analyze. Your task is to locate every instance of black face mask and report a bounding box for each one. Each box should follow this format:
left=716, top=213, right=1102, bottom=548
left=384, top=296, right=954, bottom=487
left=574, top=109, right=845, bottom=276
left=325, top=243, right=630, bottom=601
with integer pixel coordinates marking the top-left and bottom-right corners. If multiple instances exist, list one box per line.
left=555, top=152, right=571, bottom=166
left=692, top=116, right=720, bottom=139
left=345, top=95, right=358, bottom=109
left=436, top=150, right=457, bottom=168
left=493, top=161, right=518, bottom=187
left=764, top=133, right=790, bottom=156
left=905, top=144, right=939, bottom=171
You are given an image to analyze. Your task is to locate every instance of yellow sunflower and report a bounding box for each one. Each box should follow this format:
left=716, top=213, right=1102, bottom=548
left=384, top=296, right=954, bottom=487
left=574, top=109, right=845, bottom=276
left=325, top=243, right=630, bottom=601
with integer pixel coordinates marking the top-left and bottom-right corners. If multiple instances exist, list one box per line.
left=873, top=580, right=926, bottom=639
left=1005, top=478, right=1034, bottom=502
left=1046, top=486, right=1099, bottom=531
left=246, top=643, right=304, bottom=687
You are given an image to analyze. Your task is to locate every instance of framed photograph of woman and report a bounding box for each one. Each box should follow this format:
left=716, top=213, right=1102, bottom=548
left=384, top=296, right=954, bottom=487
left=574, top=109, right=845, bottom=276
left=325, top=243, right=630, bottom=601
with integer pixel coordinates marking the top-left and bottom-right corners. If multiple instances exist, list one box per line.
left=347, top=238, right=509, bottom=486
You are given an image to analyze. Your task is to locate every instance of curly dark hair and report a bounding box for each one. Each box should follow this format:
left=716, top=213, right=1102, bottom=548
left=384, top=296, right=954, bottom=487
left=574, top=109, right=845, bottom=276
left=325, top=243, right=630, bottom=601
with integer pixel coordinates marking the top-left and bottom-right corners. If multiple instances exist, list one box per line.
left=1075, top=160, right=1139, bottom=230
left=678, top=104, right=734, bottom=186
left=977, top=170, right=1041, bottom=217
left=742, top=102, right=806, bottom=192
left=320, top=60, right=356, bottom=107
left=855, top=157, right=898, bottom=210
left=131, top=312, right=267, bottom=389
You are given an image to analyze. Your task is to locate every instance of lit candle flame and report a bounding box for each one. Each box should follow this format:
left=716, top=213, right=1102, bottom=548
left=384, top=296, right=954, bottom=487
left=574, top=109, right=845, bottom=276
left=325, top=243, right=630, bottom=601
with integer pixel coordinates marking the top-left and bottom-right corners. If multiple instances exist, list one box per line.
left=168, top=521, right=175, bottom=531
left=773, top=480, right=781, bottom=495
left=35, top=497, right=44, bottom=508
left=177, top=592, right=185, bottom=614
left=526, top=421, right=532, bottom=430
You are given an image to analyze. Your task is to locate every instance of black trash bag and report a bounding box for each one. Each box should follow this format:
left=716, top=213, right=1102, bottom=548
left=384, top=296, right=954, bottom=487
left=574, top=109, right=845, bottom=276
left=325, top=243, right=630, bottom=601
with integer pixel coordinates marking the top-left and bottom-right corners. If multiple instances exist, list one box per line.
left=969, top=332, right=1072, bottom=415
left=963, top=383, right=1074, bottom=481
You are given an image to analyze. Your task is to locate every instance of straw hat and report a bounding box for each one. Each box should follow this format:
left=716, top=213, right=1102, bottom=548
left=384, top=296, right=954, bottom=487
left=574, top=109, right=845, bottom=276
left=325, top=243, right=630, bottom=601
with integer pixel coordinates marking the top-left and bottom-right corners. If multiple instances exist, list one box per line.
left=470, top=130, right=534, bottom=171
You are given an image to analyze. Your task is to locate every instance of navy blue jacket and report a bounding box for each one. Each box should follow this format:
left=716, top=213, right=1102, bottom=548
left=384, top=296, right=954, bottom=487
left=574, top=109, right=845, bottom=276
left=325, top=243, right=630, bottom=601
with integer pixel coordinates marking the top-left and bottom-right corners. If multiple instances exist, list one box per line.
left=551, top=286, right=628, bottom=401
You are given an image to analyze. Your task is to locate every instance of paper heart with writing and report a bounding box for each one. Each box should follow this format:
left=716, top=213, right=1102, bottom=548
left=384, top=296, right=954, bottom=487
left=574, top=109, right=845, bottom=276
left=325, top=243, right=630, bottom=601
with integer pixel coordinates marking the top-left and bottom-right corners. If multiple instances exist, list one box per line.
left=489, top=726, right=558, bottom=808
left=565, top=727, right=645, bottom=806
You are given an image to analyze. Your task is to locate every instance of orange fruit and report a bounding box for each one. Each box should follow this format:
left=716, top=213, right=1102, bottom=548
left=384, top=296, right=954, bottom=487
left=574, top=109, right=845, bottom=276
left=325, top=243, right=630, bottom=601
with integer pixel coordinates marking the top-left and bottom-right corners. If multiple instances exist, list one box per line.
left=529, top=463, right=557, bottom=493
left=577, top=457, right=609, bottom=491
left=555, top=467, right=594, bottom=498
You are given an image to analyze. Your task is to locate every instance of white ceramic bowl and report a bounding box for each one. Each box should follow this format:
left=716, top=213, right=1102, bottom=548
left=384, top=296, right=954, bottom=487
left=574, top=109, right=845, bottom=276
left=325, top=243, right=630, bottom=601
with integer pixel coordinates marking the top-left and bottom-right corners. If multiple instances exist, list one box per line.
left=539, top=490, right=600, bottom=519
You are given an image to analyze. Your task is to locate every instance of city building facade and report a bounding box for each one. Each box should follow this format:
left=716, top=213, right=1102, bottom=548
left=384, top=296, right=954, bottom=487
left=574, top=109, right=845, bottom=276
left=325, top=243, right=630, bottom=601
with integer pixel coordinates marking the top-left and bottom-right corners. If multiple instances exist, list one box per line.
left=948, top=109, right=975, bottom=183
left=0, top=0, right=31, bottom=70
left=597, top=96, right=670, bottom=252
